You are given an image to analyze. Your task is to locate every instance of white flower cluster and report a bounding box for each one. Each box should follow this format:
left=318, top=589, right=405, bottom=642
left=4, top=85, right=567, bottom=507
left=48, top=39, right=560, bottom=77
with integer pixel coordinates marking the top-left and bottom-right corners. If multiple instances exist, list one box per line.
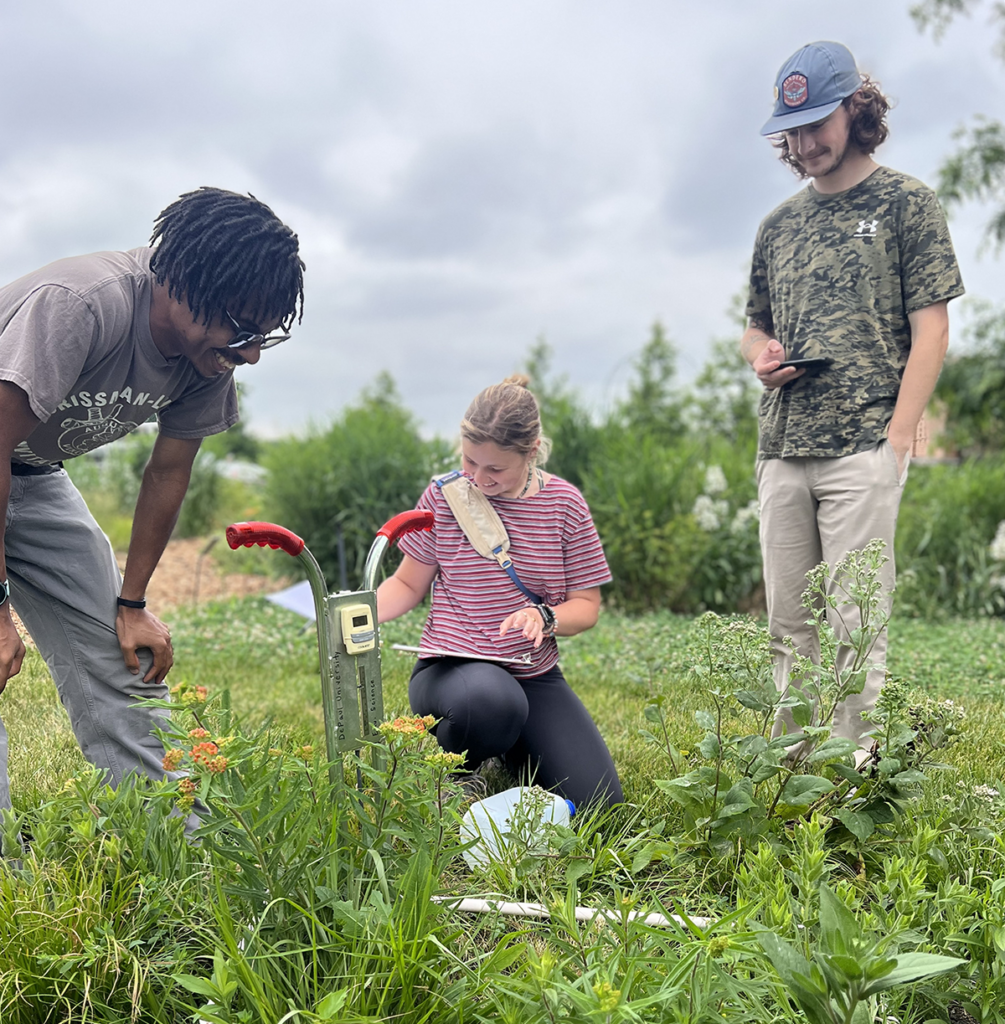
left=703, top=465, right=728, bottom=496
left=991, top=521, right=1005, bottom=562
left=730, top=499, right=760, bottom=536
left=693, top=494, right=729, bottom=531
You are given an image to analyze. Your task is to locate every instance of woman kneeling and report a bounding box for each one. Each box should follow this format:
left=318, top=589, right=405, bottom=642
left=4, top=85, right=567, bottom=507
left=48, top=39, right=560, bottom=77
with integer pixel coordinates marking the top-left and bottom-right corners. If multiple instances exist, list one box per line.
left=376, top=375, right=623, bottom=810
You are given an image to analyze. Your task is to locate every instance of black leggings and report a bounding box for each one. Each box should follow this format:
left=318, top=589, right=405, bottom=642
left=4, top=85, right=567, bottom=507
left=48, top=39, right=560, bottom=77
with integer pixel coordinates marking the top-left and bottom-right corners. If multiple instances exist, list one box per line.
left=409, top=658, right=623, bottom=810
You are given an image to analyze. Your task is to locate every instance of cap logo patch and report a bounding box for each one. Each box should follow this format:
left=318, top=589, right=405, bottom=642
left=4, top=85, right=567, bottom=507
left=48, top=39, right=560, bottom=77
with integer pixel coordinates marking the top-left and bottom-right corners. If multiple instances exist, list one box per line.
left=782, top=73, right=808, bottom=107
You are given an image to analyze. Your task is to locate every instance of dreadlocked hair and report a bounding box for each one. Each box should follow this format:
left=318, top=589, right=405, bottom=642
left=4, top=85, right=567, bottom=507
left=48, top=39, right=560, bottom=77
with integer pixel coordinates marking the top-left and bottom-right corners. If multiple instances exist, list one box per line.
left=149, top=187, right=305, bottom=329
left=773, top=74, right=891, bottom=179
left=461, top=374, right=552, bottom=466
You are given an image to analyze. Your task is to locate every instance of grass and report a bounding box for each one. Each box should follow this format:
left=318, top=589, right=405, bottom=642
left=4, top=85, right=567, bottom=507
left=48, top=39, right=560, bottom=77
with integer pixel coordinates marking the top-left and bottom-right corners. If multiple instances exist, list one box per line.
left=9, top=599, right=1005, bottom=815
left=5, top=596, right=1005, bottom=1022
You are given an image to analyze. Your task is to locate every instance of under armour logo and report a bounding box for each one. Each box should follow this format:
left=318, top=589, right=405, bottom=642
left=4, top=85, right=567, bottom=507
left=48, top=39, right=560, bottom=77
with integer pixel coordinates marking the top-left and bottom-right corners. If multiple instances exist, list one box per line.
left=853, top=219, right=879, bottom=237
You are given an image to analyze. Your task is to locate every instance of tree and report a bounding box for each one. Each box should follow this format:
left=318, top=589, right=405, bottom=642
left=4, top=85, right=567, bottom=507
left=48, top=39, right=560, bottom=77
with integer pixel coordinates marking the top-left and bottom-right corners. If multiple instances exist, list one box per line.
left=523, top=339, right=601, bottom=489
left=913, top=0, right=1005, bottom=247
left=683, top=294, right=760, bottom=443
left=618, top=321, right=686, bottom=443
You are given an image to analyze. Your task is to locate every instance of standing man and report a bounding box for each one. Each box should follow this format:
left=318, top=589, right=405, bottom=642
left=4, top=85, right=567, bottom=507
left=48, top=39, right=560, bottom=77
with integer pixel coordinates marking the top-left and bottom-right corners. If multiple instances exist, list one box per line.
left=0, top=187, right=305, bottom=809
left=741, top=42, right=964, bottom=756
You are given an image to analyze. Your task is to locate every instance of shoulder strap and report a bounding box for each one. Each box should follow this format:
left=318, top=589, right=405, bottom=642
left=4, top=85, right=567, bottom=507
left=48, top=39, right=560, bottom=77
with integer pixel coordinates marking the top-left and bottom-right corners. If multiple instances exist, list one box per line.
left=434, top=472, right=544, bottom=605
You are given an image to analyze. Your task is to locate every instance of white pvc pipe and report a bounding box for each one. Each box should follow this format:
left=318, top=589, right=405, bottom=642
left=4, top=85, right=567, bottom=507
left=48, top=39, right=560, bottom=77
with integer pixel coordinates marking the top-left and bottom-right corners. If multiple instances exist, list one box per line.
left=431, top=895, right=711, bottom=930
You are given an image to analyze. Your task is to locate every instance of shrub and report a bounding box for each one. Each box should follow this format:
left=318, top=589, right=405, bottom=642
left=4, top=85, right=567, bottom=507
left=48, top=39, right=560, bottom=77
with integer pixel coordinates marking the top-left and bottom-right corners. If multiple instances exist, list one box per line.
left=263, top=373, right=451, bottom=587
left=896, top=454, right=1005, bottom=617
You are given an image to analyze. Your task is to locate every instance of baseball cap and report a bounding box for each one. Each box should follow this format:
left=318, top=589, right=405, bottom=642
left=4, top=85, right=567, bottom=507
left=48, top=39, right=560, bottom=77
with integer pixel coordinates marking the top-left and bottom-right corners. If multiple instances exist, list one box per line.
left=760, top=41, right=862, bottom=136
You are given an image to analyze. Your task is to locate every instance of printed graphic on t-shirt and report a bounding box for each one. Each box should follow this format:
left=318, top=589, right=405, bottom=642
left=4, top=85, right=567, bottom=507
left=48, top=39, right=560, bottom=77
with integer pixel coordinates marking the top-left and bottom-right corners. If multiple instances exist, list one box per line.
left=57, top=405, right=147, bottom=456
left=13, top=385, right=174, bottom=464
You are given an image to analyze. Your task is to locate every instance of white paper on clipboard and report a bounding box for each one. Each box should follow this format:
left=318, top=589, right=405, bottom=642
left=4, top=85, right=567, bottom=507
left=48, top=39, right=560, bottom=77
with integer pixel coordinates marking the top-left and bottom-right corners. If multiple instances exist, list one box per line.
left=389, top=644, right=532, bottom=666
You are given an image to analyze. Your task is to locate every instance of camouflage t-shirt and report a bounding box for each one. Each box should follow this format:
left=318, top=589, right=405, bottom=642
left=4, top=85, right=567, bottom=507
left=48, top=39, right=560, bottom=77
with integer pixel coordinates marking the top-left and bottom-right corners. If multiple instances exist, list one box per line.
left=745, top=166, right=965, bottom=459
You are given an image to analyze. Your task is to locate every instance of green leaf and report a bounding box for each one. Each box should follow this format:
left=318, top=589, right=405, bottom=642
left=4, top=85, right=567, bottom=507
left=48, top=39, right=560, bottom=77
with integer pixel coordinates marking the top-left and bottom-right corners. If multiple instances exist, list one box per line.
left=751, top=761, right=783, bottom=783
left=836, top=808, right=876, bottom=842
left=714, top=781, right=760, bottom=819
left=695, top=710, right=716, bottom=730
left=631, top=844, right=655, bottom=873
left=565, top=859, right=591, bottom=884
left=824, top=953, right=864, bottom=980
left=734, top=690, right=774, bottom=711
left=778, top=774, right=835, bottom=808
left=819, top=884, right=861, bottom=953
left=807, top=737, right=857, bottom=763
left=316, top=990, right=349, bottom=1019
left=864, top=952, right=965, bottom=994
left=172, top=974, right=222, bottom=999
left=769, top=731, right=808, bottom=751
left=756, top=930, right=814, bottom=987
left=699, top=733, right=721, bottom=758
left=831, top=764, right=864, bottom=784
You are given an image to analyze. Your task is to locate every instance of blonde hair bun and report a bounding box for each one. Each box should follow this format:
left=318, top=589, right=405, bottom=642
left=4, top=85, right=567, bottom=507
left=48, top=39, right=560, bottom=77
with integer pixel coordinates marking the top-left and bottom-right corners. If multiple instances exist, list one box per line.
left=460, top=374, right=552, bottom=466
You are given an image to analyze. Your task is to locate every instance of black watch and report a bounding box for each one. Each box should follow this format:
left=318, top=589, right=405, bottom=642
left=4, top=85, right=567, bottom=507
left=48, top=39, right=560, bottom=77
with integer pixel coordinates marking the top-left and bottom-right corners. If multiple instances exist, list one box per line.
left=534, top=603, right=556, bottom=635
left=0, top=578, right=9, bottom=608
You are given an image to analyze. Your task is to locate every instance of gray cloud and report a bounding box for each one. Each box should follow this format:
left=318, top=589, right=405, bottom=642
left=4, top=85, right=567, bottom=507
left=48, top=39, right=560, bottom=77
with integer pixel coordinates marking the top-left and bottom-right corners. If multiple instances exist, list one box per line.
left=0, top=0, right=1001, bottom=438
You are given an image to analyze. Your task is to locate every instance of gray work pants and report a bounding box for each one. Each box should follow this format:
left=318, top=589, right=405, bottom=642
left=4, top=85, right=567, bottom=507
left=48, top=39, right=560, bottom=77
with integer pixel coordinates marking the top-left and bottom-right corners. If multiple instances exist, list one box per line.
left=1, top=469, right=169, bottom=810
left=757, top=441, right=907, bottom=747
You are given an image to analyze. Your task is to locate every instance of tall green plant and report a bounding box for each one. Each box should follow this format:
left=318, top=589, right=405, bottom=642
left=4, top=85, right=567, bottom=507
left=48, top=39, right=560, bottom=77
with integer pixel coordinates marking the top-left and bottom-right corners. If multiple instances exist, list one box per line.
left=896, top=454, right=1005, bottom=617
left=264, top=373, right=450, bottom=586
left=524, top=340, right=602, bottom=490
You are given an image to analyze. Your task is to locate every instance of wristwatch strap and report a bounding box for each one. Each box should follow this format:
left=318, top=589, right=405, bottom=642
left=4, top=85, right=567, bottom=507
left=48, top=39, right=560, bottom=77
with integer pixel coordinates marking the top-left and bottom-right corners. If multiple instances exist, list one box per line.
left=116, top=595, right=147, bottom=610
left=535, top=602, right=556, bottom=635
left=0, top=578, right=9, bottom=607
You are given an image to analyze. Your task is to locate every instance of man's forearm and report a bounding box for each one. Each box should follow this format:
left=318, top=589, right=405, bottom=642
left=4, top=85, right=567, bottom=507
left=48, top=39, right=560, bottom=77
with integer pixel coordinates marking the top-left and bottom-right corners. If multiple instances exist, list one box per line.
left=888, top=303, right=950, bottom=446
left=741, top=323, right=775, bottom=366
left=121, top=439, right=200, bottom=600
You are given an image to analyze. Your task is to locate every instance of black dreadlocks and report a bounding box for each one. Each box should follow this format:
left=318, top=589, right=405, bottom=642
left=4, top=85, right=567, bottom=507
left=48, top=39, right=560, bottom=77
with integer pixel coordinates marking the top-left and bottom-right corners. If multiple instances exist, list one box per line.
left=149, top=187, right=305, bottom=331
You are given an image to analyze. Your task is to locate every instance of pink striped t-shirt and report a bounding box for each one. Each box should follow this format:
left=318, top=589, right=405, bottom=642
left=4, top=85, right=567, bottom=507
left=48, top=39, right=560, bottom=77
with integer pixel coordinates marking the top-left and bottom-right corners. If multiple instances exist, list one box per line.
left=397, top=474, right=612, bottom=677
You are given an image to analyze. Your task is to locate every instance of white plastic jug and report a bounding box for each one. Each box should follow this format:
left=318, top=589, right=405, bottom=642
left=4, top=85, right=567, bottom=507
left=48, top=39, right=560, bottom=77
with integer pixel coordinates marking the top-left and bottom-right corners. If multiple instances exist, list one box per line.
left=460, top=786, right=575, bottom=869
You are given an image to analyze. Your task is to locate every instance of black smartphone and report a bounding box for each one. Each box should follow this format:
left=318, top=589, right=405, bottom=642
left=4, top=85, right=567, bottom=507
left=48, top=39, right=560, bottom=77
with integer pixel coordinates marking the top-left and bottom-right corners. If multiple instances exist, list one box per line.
left=777, top=357, right=833, bottom=370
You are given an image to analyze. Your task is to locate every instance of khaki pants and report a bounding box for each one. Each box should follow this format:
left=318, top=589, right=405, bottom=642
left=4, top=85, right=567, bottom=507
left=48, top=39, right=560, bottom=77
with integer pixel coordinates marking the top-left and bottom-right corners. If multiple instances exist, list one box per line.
left=756, top=441, right=907, bottom=746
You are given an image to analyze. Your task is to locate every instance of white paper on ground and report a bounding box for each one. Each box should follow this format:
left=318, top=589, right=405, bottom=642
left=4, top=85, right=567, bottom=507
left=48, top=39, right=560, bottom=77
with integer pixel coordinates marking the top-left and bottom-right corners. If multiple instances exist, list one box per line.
left=265, top=579, right=316, bottom=620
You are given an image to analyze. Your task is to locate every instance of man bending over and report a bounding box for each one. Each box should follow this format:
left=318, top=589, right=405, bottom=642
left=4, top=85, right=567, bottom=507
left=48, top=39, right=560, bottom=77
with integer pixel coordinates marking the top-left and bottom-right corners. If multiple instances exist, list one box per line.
left=0, top=186, right=305, bottom=808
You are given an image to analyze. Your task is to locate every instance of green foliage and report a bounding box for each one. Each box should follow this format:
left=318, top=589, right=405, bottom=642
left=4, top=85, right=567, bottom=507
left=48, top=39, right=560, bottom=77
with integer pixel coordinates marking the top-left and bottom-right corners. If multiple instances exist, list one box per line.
left=755, top=884, right=963, bottom=1024
left=524, top=340, right=604, bottom=490
left=913, top=0, right=1005, bottom=246
left=936, top=301, right=1005, bottom=455
left=938, top=117, right=1005, bottom=249
left=65, top=430, right=239, bottom=545
left=896, top=454, right=1005, bottom=617
left=263, top=372, right=451, bottom=587
left=586, top=433, right=760, bottom=612
left=7, top=597, right=1005, bottom=1020
left=618, top=321, right=686, bottom=443
left=640, top=543, right=965, bottom=863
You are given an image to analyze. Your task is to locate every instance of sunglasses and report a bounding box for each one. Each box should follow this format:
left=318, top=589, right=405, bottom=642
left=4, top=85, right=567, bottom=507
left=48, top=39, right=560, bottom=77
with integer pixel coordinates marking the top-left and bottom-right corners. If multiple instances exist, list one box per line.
left=224, top=309, right=292, bottom=351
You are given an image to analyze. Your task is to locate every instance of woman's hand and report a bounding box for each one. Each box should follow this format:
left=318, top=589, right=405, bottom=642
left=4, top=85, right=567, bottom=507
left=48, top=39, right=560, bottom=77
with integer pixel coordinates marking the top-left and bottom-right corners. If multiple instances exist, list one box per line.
left=499, top=606, right=548, bottom=648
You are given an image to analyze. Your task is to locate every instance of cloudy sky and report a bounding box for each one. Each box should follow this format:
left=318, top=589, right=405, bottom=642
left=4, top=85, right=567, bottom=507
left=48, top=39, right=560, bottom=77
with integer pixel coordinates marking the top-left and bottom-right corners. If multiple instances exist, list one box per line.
left=0, top=0, right=1002, bottom=438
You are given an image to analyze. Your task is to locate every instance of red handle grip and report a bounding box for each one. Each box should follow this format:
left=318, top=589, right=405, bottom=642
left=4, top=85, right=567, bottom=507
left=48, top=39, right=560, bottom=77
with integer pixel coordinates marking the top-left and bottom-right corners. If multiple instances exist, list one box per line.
left=226, top=521, right=305, bottom=558
left=376, top=510, right=435, bottom=545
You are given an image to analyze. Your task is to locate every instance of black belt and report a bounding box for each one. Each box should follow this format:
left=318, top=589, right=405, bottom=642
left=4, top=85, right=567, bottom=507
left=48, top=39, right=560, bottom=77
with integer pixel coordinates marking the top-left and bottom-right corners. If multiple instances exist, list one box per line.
left=10, top=462, right=63, bottom=476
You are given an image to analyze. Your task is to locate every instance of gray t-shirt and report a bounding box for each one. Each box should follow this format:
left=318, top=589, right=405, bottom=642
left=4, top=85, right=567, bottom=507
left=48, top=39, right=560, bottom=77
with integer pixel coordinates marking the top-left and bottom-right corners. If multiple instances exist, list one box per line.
left=0, top=247, right=238, bottom=466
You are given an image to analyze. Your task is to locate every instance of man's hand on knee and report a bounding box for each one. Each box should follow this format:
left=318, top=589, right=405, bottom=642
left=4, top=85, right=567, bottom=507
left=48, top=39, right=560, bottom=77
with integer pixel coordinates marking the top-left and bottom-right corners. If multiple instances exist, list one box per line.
left=0, top=612, right=26, bottom=693
left=116, top=606, right=173, bottom=684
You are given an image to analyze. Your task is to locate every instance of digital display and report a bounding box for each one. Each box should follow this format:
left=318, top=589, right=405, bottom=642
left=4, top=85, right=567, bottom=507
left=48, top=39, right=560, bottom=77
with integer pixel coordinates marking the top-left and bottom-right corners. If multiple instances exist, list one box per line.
left=352, top=614, right=369, bottom=627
